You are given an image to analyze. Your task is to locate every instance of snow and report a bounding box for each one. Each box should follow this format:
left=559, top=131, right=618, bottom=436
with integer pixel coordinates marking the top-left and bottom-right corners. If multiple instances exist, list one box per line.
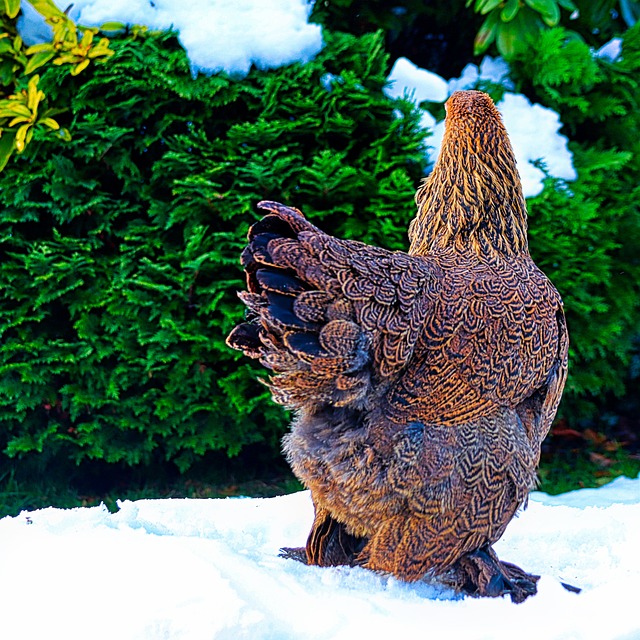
left=385, top=57, right=449, bottom=130
left=596, top=38, right=623, bottom=62
left=447, top=56, right=515, bottom=94
left=18, top=0, right=323, bottom=77
left=1, top=475, right=638, bottom=640
left=496, top=92, right=578, bottom=194
left=385, top=58, right=450, bottom=105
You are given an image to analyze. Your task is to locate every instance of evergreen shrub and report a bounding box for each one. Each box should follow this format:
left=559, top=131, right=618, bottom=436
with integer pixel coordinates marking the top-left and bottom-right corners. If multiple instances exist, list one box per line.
left=511, top=24, right=640, bottom=421
left=2, top=6, right=639, bottom=477
left=0, top=28, right=427, bottom=471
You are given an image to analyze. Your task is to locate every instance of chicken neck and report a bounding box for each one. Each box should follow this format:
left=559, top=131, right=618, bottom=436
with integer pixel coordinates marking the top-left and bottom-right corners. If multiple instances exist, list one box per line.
left=410, top=90, right=528, bottom=258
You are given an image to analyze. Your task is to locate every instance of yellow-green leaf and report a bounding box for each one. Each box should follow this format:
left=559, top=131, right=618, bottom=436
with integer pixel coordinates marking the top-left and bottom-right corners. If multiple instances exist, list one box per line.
left=8, top=115, right=31, bottom=127
left=0, top=130, right=16, bottom=171
left=496, top=11, right=533, bottom=58
left=71, top=58, right=91, bottom=75
left=474, top=11, right=500, bottom=55
left=25, top=43, right=55, bottom=55
left=24, top=50, right=57, bottom=74
left=478, top=0, right=502, bottom=15
left=14, top=123, right=31, bottom=152
left=524, top=0, right=561, bottom=24
left=0, top=104, right=32, bottom=119
left=39, top=117, right=60, bottom=130
left=496, top=23, right=518, bottom=58
left=53, top=54, right=77, bottom=65
left=100, top=21, right=126, bottom=31
left=27, top=0, right=66, bottom=20
left=80, top=29, right=94, bottom=49
left=4, top=0, right=21, bottom=19
left=501, top=0, right=520, bottom=22
left=541, top=2, right=560, bottom=26
left=88, top=45, right=114, bottom=59
left=27, top=75, right=42, bottom=112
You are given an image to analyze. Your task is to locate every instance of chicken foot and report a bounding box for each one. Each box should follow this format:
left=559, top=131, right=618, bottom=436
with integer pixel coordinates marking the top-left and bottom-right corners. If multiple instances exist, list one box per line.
left=442, top=545, right=539, bottom=603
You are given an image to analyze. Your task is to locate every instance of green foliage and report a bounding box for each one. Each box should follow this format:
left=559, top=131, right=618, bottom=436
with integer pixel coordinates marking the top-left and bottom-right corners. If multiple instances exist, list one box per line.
left=0, top=1, right=116, bottom=169
left=512, top=24, right=640, bottom=134
left=464, top=0, right=640, bottom=58
left=568, top=1, right=639, bottom=45
left=467, top=0, right=577, bottom=58
left=309, top=0, right=480, bottom=79
left=512, top=23, right=640, bottom=421
left=2, top=1, right=638, bottom=479
left=526, top=149, right=639, bottom=419
left=538, top=446, right=640, bottom=494
left=0, top=28, right=427, bottom=471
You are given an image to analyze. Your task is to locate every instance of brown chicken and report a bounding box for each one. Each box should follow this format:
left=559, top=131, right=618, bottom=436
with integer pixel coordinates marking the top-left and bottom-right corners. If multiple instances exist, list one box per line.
left=226, top=90, right=569, bottom=603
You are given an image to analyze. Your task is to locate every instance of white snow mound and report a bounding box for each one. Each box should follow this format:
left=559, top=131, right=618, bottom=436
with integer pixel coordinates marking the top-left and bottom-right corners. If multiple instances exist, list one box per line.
left=385, top=57, right=449, bottom=104
left=18, top=0, right=323, bottom=77
left=0, top=475, right=638, bottom=640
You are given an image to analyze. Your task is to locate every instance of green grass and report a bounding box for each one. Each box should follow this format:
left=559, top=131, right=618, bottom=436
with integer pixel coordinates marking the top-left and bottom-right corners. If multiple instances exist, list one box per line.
left=0, top=467, right=304, bottom=518
left=537, top=447, right=640, bottom=495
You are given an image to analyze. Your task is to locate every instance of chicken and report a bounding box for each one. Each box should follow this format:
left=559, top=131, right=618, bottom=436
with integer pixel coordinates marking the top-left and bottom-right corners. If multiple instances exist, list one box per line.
left=226, top=90, right=569, bottom=603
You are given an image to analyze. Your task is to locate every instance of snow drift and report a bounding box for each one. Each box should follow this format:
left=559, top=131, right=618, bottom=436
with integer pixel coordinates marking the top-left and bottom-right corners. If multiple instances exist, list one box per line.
left=1, top=476, right=638, bottom=640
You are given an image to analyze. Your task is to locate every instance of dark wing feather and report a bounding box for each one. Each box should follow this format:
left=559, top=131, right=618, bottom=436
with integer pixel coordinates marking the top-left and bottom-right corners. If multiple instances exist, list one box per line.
left=226, top=201, right=437, bottom=410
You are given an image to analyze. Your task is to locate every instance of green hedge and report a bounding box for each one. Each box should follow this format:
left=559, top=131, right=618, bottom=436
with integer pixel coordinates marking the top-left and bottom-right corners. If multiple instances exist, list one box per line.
left=0, top=29, right=427, bottom=471
left=1, top=10, right=638, bottom=474
left=513, top=24, right=640, bottom=420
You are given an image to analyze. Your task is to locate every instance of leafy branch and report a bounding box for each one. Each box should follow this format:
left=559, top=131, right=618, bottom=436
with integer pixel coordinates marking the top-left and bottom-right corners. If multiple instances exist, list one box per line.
left=0, top=0, right=116, bottom=169
left=467, top=0, right=578, bottom=57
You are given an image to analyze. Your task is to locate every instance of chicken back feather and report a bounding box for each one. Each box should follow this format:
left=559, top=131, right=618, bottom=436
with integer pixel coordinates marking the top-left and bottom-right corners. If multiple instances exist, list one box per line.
left=226, top=90, right=569, bottom=603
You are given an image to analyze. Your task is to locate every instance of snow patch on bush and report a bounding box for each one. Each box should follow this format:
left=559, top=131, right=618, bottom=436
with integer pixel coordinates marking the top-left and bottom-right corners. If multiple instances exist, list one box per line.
left=385, top=57, right=450, bottom=131
left=18, top=0, right=323, bottom=77
left=596, top=38, right=623, bottom=61
left=385, top=57, right=449, bottom=103
left=447, top=56, right=514, bottom=93
left=498, top=92, right=578, bottom=195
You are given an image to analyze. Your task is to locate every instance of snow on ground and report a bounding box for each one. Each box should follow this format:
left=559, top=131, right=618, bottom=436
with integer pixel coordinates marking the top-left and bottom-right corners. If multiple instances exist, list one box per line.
left=18, top=0, right=323, bottom=76
left=1, top=475, right=638, bottom=640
